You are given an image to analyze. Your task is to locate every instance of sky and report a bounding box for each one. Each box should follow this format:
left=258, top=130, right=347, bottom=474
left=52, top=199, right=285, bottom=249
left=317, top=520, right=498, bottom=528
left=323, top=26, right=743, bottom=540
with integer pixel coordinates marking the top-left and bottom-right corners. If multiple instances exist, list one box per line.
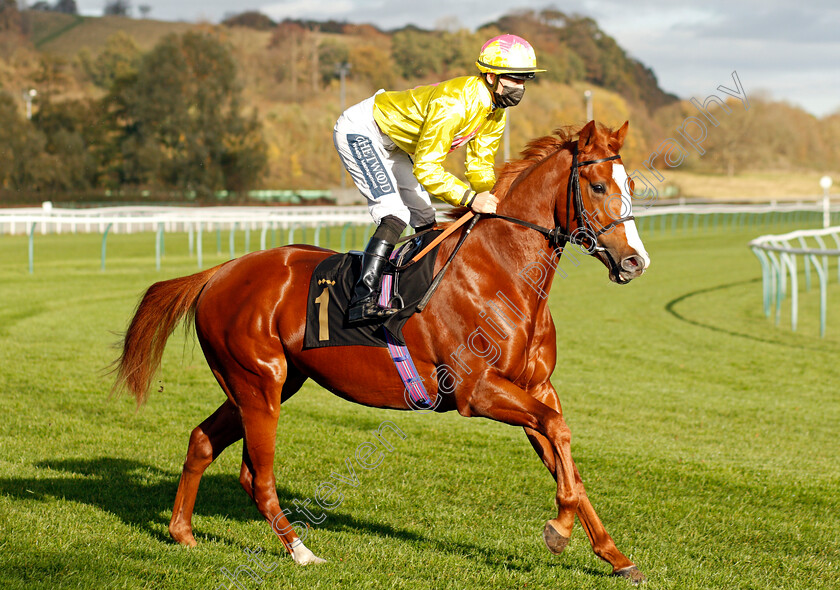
left=75, top=0, right=840, bottom=117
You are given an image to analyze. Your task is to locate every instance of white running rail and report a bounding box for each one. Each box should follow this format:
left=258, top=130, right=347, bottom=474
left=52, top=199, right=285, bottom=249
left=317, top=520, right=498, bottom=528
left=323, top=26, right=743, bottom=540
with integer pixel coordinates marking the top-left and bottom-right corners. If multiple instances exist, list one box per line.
left=749, top=226, right=840, bottom=337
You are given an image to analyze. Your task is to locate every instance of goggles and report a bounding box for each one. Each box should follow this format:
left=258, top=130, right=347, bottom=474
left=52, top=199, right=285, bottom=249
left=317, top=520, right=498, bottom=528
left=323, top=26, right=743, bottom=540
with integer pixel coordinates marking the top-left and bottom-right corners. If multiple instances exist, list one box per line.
left=501, top=72, right=536, bottom=81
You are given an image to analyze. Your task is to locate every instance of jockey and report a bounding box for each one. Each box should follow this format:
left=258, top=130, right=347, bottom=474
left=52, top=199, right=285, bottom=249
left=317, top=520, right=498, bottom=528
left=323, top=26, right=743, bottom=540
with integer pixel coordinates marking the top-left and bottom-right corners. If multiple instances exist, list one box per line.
left=334, top=34, right=545, bottom=324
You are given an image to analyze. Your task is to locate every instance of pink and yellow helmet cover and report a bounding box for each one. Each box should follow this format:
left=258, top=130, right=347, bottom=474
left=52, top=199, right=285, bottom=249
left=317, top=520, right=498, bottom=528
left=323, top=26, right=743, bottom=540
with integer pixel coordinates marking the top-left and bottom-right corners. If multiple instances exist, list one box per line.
left=476, top=34, right=546, bottom=75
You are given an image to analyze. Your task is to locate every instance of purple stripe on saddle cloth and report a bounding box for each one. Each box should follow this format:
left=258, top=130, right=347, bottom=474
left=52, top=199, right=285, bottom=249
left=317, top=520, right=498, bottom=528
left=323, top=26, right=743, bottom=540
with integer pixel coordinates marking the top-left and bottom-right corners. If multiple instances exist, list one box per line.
left=379, top=269, right=431, bottom=407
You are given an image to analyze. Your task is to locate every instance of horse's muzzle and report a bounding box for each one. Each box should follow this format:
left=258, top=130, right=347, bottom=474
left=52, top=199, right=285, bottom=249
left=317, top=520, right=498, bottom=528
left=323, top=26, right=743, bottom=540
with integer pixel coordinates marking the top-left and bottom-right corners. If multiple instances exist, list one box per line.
left=614, top=254, right=646, bottom=283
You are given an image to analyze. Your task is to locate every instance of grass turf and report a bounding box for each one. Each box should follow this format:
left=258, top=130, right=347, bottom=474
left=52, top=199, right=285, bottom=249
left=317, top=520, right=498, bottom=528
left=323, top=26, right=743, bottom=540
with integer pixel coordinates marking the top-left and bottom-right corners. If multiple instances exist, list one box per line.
left=0, top=221, right=838, bottom=589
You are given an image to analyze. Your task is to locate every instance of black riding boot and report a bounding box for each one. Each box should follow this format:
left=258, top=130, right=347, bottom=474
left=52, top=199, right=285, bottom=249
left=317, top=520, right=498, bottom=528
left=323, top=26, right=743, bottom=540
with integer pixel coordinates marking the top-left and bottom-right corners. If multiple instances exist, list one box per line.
left=347, top=237, right=399, bottom=325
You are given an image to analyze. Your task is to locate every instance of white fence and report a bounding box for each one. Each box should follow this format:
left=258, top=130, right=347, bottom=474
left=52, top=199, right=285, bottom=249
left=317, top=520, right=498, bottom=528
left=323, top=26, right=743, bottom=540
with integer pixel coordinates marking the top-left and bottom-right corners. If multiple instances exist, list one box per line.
left=750, top=226, right=840, bottom=337
left=0, top=206, right=377, bottom=272
left=2, top=201, right=839, bottom=273
left=3, top=201, right=838, bottom=236
left=0, top=205, right=373, bottom=236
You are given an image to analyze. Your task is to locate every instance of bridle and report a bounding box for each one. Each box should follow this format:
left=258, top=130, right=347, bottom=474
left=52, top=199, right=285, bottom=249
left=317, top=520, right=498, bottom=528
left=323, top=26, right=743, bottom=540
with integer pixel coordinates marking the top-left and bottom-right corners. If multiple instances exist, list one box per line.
left=564, top=145, right=635, bottom=251
left=484, top=144, right=636, bottom=281
left=398, top=144, right=639, bottom=299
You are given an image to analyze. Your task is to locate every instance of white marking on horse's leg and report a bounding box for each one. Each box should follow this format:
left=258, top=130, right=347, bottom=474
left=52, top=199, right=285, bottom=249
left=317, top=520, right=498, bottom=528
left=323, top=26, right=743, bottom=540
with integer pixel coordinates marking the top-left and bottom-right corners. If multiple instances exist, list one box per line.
left=290, top=538, right=326, bottom=565
left=612, top=163, right=650, bottom=269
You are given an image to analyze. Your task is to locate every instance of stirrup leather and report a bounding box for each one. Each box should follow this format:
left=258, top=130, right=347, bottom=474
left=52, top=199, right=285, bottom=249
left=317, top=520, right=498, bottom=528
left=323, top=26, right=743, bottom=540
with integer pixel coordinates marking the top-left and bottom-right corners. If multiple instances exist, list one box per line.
left=347, top=238, right=398, bottom=325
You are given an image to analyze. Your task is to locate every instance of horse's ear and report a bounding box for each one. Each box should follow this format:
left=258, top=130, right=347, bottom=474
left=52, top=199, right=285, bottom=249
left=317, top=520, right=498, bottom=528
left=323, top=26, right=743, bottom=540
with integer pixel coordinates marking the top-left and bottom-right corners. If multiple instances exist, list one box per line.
left=577, top=120, right=597, bottom=150
left=613, top=121, right=629, bottom=149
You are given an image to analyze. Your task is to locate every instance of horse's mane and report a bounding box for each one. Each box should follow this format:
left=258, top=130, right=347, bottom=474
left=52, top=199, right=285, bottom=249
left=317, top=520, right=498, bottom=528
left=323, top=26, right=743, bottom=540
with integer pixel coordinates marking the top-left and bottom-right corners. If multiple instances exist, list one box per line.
left=445, top=125, right=597, bottom=220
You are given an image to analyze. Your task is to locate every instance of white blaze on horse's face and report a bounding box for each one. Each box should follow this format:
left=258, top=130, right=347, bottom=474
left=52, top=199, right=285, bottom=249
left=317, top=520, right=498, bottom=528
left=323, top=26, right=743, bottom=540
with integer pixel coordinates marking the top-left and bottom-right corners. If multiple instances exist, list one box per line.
left=611, top=163, right=650, bottom=271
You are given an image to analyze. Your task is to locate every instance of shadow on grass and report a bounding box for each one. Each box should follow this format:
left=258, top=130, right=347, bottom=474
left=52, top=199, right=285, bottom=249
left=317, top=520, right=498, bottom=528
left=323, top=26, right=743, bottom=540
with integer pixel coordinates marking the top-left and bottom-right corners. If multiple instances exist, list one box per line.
left=664, top=277, right=831, bottom=351
left=0, top=456, right=601, bottom=574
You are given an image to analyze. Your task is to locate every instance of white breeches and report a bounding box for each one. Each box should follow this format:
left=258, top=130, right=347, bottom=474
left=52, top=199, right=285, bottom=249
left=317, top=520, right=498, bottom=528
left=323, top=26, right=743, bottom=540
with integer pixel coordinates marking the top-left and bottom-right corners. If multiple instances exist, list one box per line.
left=333, top=93, right=437, bottom=228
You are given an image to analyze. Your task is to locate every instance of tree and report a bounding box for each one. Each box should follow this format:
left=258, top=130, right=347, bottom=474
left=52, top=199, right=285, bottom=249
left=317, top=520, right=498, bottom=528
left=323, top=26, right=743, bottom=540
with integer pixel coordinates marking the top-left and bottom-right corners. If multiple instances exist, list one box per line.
left=103, top=0, right=130, bottom=16
left=347, top=44, right=394, bottom=89
left=105, top=31, right=267, bottom=195
left=222, top=10, right=274, bottom=30
left=0, top=91, right=93, bottom=193
left=79, top=31, right=141, bottom=89
left=0, top=0, right=22, bottom=32
left=54, top=0, right=77, bottom=14
left=310, top=26, right=319, bottom=92
left=33, top=53, right=70, bottom=99
left=437, top=29, right=495, bottom=77
left=0, top=91, right=30, bottom=188
left=391, top=29, right=447, bottom=79
left=317, top=38, right=349, bottom=86
left=270, top=22, right=308, bottom=99
left=481, top=9, right=678, bottom=111
left=30, top=98, right=97, bottom=190
left=137, top=4, right=150, bottom=18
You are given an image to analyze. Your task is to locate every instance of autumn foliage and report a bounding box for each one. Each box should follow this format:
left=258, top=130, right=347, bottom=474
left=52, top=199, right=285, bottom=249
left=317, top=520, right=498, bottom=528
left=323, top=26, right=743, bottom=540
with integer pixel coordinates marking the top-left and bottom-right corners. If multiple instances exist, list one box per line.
left=0, top=7, right=837, bottom=202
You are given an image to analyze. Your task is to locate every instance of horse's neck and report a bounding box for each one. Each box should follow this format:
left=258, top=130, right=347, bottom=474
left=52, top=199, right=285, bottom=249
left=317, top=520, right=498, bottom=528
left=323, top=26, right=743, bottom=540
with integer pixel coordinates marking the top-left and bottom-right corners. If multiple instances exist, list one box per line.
left=496, top=145, right=571, bottom=227
left=457, top=148, right=572, bottom=314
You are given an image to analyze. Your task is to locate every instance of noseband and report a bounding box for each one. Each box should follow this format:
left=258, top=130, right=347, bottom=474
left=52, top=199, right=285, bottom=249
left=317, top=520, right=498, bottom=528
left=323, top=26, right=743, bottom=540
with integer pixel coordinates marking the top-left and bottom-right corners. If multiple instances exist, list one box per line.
left=485, top=145, right=636, bottom=280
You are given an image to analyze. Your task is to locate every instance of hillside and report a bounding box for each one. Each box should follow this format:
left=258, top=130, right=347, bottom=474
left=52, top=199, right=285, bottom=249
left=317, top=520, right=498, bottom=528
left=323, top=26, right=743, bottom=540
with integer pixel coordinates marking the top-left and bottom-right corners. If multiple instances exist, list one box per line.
left=29, top=12, right=195, bottom=54
left=1, top=7, right=837, bottom=201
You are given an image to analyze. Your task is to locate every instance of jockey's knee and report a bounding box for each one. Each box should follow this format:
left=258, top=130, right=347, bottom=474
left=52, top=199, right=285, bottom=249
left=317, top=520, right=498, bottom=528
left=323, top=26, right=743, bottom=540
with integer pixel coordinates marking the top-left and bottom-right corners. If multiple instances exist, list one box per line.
left=411, top=208, right=437, bottom=229
left=372, top=215, right=407, bottom=243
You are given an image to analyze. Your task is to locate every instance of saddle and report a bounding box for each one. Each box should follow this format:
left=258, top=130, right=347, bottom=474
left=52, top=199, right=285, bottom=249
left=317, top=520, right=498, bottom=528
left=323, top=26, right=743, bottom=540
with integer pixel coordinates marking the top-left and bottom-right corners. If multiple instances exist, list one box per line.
left=303, top=230, right=443, bottom=350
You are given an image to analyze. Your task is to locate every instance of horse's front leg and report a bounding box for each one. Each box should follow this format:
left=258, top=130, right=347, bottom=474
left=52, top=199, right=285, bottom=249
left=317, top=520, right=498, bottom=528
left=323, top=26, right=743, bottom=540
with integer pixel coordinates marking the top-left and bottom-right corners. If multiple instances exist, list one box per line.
left=457, top=373, right=580, bottom=550
left=524, top=383, right=645, bottom=584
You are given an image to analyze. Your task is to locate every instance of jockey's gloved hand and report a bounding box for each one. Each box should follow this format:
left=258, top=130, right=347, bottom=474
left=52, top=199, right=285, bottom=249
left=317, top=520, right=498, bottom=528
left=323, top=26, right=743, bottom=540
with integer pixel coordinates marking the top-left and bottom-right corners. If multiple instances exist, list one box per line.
left=471, top=191, right=498, bottom=214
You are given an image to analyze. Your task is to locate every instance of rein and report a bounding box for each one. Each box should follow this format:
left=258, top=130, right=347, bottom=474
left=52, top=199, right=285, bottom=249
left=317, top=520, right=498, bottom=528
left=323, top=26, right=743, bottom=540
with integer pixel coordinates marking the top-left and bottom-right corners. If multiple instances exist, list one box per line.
left=481, top=212, right=569, bottom=247
left=394, top=144, right=639, bottom=310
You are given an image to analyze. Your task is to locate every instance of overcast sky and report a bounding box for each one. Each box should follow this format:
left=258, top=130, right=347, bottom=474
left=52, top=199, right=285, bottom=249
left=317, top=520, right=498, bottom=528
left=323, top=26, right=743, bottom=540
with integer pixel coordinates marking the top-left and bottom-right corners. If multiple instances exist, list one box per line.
left=76, top=0, right=840, bottom=117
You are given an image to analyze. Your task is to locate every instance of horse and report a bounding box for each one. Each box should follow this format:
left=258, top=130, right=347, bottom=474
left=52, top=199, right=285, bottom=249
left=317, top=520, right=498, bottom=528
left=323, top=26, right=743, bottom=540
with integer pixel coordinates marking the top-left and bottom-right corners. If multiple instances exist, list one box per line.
left=112, top=120, right=651, bottom=584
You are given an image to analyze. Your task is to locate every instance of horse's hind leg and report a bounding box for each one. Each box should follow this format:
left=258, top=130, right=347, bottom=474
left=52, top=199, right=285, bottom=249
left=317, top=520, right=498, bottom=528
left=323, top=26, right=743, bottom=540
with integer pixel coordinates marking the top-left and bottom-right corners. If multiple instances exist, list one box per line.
left=218, top=361, right=323, bottom=565
left=237, top=371, right=307, bottom=504
left=237, top=399, right=326, bottom=566
left=170, top=400, right=243, bottom=546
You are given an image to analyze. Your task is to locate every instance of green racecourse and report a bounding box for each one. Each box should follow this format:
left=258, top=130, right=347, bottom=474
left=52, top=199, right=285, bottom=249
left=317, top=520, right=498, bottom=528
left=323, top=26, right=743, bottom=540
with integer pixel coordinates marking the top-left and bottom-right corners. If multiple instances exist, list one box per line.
left=0, top=221, right=838, bottom=590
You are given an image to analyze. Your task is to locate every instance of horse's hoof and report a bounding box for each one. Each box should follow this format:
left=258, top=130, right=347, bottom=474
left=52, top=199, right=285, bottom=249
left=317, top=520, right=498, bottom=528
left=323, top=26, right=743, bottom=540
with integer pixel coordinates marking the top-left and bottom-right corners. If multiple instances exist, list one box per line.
left=614, top=566, right=646, bottom=585
left=294, top=553, right=326, bottom=566
left=291, top=540, right=327, bottom=565
left=542, top=521, right=570, bottom=555
left=169, top=524, right=197, bottom=547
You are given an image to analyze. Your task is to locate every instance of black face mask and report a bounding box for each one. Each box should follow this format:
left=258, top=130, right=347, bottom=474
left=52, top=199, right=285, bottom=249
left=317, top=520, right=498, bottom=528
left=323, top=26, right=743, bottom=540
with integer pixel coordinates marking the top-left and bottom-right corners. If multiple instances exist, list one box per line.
left=492, top=79, right=525, bottom=108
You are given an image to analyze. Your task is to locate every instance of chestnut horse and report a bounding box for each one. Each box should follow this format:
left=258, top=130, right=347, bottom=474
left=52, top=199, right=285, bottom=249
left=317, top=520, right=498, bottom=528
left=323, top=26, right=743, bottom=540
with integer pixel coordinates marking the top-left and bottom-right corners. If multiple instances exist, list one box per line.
left=113, top=121, right=650, bottom=583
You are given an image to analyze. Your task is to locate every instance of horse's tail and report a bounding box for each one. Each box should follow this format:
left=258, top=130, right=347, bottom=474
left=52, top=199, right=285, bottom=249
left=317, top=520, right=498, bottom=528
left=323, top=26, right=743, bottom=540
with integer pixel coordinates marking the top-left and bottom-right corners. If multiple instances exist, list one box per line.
left=111, top=264, right=225, bottom=406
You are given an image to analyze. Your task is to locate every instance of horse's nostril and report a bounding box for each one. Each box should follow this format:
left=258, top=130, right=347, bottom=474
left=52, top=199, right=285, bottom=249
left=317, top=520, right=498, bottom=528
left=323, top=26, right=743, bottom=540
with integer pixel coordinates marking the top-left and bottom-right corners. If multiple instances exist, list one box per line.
left=621, top=255, right=643, bottom=273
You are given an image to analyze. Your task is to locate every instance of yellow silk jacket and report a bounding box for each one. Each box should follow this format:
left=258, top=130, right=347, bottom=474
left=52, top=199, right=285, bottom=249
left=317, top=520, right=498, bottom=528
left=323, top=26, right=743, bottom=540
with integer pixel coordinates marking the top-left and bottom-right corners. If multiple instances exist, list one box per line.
left=372, top=76, right=506, bottom=207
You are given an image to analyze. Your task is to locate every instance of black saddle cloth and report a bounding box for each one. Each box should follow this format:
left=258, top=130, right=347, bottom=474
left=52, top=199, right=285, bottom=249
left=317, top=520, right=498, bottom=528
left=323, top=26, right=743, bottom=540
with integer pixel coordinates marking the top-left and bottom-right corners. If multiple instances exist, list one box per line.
left=303, top=230, right=443, bottom=349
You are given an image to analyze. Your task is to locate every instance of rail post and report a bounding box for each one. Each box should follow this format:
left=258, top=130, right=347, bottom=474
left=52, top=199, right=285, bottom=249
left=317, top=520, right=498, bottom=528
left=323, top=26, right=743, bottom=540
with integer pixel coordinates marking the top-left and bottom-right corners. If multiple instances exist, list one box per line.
left=28, top=222, right=36, bottom=274
left=197, top=222, right=203, bottom=269
left=101, top=223, right=112, bottom=271
left=260, top=223, right=269, bottom=251
left=809, top=253, right=828, bottom=337
left=751, top=247, right=772, bottom=317
left=229, top=222, right=238, bottom=259
left=155, top=222, right=164, bottom=271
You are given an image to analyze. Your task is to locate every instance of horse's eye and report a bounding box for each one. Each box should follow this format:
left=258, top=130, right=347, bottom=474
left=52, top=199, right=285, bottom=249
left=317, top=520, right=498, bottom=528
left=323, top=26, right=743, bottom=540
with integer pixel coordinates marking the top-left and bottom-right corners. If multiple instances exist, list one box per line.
left=591, top=183, right=606, bottom=194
